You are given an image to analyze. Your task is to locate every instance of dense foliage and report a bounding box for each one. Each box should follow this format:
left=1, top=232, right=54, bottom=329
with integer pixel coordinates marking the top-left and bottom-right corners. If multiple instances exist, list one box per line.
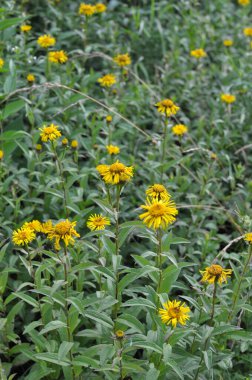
left=0, top=0, right=252, bottom=379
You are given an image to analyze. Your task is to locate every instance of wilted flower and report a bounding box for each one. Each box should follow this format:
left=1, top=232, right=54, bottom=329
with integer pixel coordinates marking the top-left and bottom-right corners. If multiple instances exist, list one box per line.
left=200, top=264, right=232, bottom=284
left=146, top=184, right=170, bottom=201
left=47, top=219, right=80, bottom=250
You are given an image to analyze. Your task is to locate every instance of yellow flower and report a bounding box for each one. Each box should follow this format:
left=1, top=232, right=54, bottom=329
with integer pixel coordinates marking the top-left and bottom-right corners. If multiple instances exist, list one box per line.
left=41, top=220, right=53, bottom=234
left=95, top=3, right=107, bottom=13
left=23, top=220, right=42, bottom=232
left=20, top=24, right=32, bottom=32
left=146, top=184, right=170, bottom=201
left=115, top=330, right=125, bottom=339
left=238, top=0, right=250, bottom=5
left=71, top=140, right=78, bottom=149
left=12, top=227, right=36, bottom=246
left=37, top=34, right=56, bottom=48
left=221, top=93, right=236, bottom=104
left=0, top=150, right=4, bottom=160
left=106, top=115, right=112, bottom=123
left=35, top=144, right=42, bottom=151
left=244, top=233, right=252, bottom=243
left=27, top=74, right=35, bottom=82
left=210, top=152, right=217, bottom=160
left=40, top=124, right=61, bottom=142
left=106, top=145, right=120, bottom=155
left=96, top=160, right=133, bottom=185
left=244, top=27, right=252, bottom=36
left=48, top=50, right=68, bottom=64
left=98, top=74, right=116, bottom=87
left=113, top=53, right=131, bottom=67
left=0, top=58, right=4, bottom=69
left=62, top=137, right=68, bottom=146
left=159, top=300, right=190, bottom=328
left=155, top=99, right=180, bottom=117
left=79, top=3, right=96, bottom=16
left=47, top=219, right=80, bottom=250
left=190, top=48, right=207, bottom=59
left=87, top=214, right=110, bottom=231
left=139, top=198, right=178, bottom=230
left=223, top=39, right=233, bottom=47
left=200, top=264, right=232, bottom=285
left=172, top=124, right=188, bottom=136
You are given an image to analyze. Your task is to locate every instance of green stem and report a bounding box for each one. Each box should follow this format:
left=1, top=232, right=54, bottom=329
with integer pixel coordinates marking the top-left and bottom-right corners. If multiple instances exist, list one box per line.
left=156, top=229, right=163, bottom=312
left=210, top=281, right=217, bottom=325
left=160, top=118, right=168, bottom=181
left=228, top=245, right=252, bottom=322
left=113, top=184, right=121, bottom=324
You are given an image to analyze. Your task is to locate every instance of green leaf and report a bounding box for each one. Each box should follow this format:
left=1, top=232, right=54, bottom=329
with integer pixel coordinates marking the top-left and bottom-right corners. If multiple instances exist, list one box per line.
left=118, top=267, right=158, bottom=293
left=2, top=100, right=26, bottom=120
left=39, top=321, right=67, bottom=335
left=117, top=313, right=145, bottom=334
left=34, top=353, right=70, bottom=366
left=73, top=355, right=100, bottom=368
left=13, top=292, right=39, bottom=308
left=58, top=342, right=74, bottom=360
left=0, top=17, right=24, bottom=31
left=84, top=311, right=114, bottom=328
left=159, top=265, right=180, bottom=293
left=24, top=321, right=43, bottom=334
left=122, top=298, right=156, bottom=310
left=166, top=359, right=184, bottom=380
left=128, top=340, right=162, bottom=354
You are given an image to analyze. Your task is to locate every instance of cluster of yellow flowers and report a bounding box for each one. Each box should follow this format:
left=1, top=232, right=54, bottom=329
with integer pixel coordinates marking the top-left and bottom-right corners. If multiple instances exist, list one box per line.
left=79, top=3, right=107, bottom=16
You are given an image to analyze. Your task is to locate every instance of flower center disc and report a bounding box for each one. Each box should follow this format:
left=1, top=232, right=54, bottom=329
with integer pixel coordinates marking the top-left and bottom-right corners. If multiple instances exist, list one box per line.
left=149, top=203, right=166, bottom=216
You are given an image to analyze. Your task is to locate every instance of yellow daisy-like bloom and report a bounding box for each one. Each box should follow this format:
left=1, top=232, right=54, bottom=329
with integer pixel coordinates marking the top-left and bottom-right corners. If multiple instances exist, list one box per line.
left=172, top=124, right=188, bottom=136
left=96, top=160, right=133, bottom=185
left=27, top=74, right=35, bottom=82
left=40, top=124, right=61, bottom=142
left=95, top=3, right=107, bottom=13
left=155, top=99, right=180, bottom=117
left=223, top=39, right=233, bottom=47
left=79, top=3, right=96, bottom=16
left=35, top=144, right=42, bottom=151
left=244, top=27, right=252, bottom=36
left=113, top=53, right=131, bottom=67
left=159, top=300, right=190, bottom=328
left=98, top=74, right=116, bottom=87
left=0, top=58, right=4, bottom=69
left=87, top=214, right=110, bottom=231
left=139, top=198, right=178, bottom=230
left=190, top=48, right=207, bottom=59
left=146, top=184, right=170, bottom=201
left=200, top=264, right=232, bottom=285
left=23, top=220, right=42, bottom=233
left=238, top=0, right=250, bottom=5
left=244, top=232, right=252, bottom=243
left=71, top=140, right=78, bottom=149
left=106, top=115, right=112, bottom=123
left=41, top=220, right=53, bottom=234
left=106, top=145, right=120, bottom=155
left=47, top=219, right=80, bottom=250
left=221, top=93, right=236, bottom=104
left=48, top=50, right=68, bottom=64
left=62, top=137, right=68, bottom=146
left=20, top=24, right=32, bottom=32
left=37, top=34, right=56, bottom=48
left=12, top=227, right=36, bottom=246
left=0, top=150, right=4, bottom=160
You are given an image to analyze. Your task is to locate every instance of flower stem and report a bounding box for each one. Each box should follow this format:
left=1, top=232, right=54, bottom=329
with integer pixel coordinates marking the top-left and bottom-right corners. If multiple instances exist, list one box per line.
left=156, top=229, right=163, bottom=311
left=210, top=281, right=217, bottom=325
left=113, top=184, right=121, bottom=324
left=160, top=118, right=168, bottom=181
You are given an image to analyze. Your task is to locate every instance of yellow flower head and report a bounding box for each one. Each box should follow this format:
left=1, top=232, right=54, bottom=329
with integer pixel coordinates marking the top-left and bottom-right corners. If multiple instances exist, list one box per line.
left=159, top=300, right=190, bottom=328
left=40, top=123, right=61, bottom=142
left=98, top=74, right=116, bottom=87
left=87, top=214, right=110, bottom=231
left=79, top=3, right=96, bottom=16
left=200, top=264, right=232, bottom=285
left=146, top=184, right=170, bottom=201
left=41, top=220, right=53, bottom=234
left=47, top=219, right=80, bottom=250
left=190, top=48, right=207, bottom=59
left=95, top=3, right=107, bottom=13
left=238, top=0, right=250, bottom=5
left=113, top=53, right=131, bottom=67
left=27, top=73, right=35, bottom=82
left=62, top=137, right=68, bottom=146
left=106, top=145, right=120, bottom=155
left=20, top=24, right=32, bottom=32
left=35, top=144, right=42, bottom=151
left=244, top=27, right=252, bottom=36
left=23, top=220, right=42, bottom=233
left=37, top=34, right=56, bottom=48
left=172, top=124, right=188, bottom=136
left=71, top=140, right=78, bottom=149
left=155, top=99, right=180, bottom=117
left=12, top=227, right=36, bottom=246
left=0, top=58, right=4, bottom=69
left=223, top=39, right=233, bottom=47
left=139, top=198, right=178, bottom=230
left=115, top=330, right=125, bottom=339
left=244, top=232, right=252, bottom=243
left=221, top=93, right=236, bottom=104
left=106, top=115, right=113, bottom=123
left=96, top=160, right=133, bottom=185
left=0, top=150, right=4, bottom=160
left=48, top=50, right=68, bottom=64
